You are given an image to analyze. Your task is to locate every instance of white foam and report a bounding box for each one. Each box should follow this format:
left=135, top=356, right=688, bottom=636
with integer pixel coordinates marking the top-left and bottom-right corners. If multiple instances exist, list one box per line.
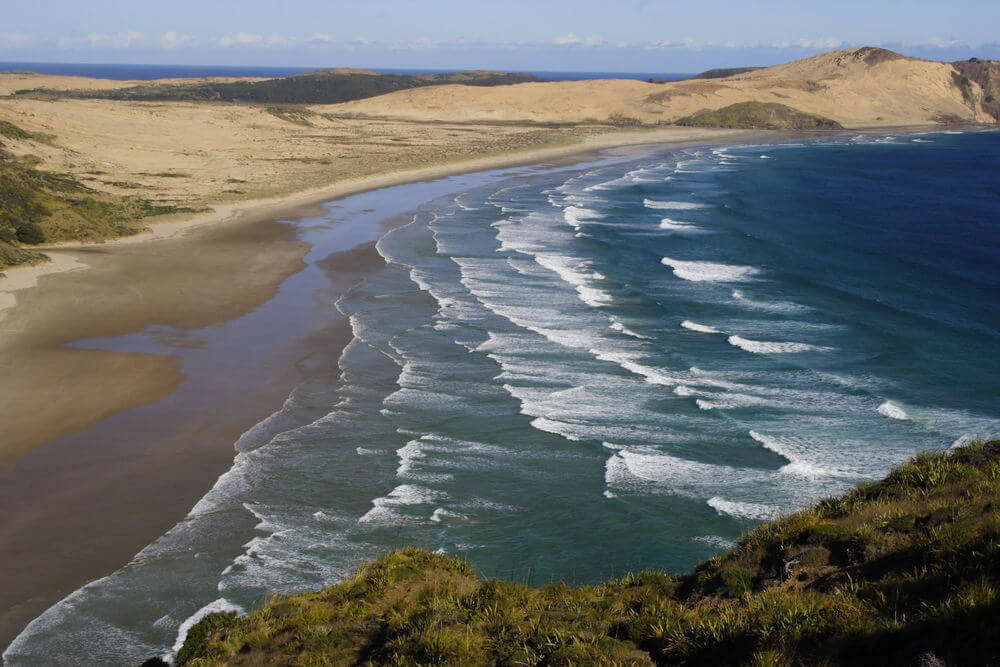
left=760, top=154, right=771, bottom=159
left=430, top=508, right=465, bottom=523
left=748, top=430, right=837, bottom=478
left=172, top=599, right=244, bottom=656
left=877, top=400, right=908, bottom=420
left=662, top=257, right=760, bottom=282
left=731, top=289, right=808, bottom=313
left=591, top=348, right=683, bottom=386
left=659, top=217, right=701, bottom=231
left=727, top=335, right=831, bottom=354
left=562, top=205, right=603, bottom=229
left=609, top=317, right=649, bottom=339
left=708, top=496, right=784, bottom=521
left=529, top=254, right=614, bottom=308
left=606, top=447, right=769, bottom=496
left=693, top=535, right=738, bottom=550
left=530, top=416, right=583, bottom=440
left=359, top=484, right=444, bottom=524
left=644, top=198, right=707, bottom=210
left=681, top=320, right=720, bottom=334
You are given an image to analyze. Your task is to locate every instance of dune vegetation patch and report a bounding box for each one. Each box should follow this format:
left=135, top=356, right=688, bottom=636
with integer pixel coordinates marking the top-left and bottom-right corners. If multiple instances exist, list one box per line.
left=675, top=102, right=843, bottom=130
left=177, top=441, right=1000, bottom=666
left=0, top=140, right=201, bottom=268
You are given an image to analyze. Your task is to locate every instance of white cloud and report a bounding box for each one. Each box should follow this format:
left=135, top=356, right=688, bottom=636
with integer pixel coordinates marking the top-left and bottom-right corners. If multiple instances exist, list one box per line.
left=646, top=38, right=698, bottom=50
left=160, top=31, right=197, bottom=49
left=112, top=31, right=145, bottom=48
left=307, top=33, right=336, bottom=44
left=84, top=31, right=145, bottom=48
left=771, top=38, right=843, bottom=49
left=0, top=32, right=33, bottom=48
left=553, top=33, right=604, bottom=47
left=218, top=32, right=265, bottom=47
left=922, top=36, right=964, bottom=48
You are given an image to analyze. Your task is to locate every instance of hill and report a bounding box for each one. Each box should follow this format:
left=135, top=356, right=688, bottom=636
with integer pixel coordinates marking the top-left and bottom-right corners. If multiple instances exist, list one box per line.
left=174, top=440, right=1000, bottom=666
left=676, top=101, right=843, bottom=130
left=11, top=70, right=547, bottom=105
left=329, top=47, right=994, bottom=127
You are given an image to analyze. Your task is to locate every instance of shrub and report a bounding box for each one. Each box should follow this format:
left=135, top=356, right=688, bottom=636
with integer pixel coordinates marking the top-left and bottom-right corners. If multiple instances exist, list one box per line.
left=15, top=219, right=45, bottom=244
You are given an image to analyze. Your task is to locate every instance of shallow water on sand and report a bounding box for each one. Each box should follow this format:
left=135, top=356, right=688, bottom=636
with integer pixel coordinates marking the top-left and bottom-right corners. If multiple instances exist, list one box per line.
left=7, top=131, right=1000, bottom=664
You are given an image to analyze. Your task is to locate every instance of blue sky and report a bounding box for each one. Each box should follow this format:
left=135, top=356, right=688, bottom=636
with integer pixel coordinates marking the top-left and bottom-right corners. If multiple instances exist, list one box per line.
left=2, top=0, right=998, bottom=72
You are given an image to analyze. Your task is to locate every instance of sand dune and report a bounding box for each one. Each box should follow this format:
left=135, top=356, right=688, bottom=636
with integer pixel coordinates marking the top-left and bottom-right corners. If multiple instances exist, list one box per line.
left=327, top=49, right=989, bottom=127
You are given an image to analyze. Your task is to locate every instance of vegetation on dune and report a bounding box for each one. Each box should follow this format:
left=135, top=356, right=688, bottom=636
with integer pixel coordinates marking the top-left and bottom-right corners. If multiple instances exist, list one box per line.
left=953, top=59, right=1000, bottom=121
left=675, top=102, right=843, bottom=130
left=177, top=440, right=1000, bottom=666
left=0, top=122, right=200, bottom=269
left=13, top=70, right=546, bottom=106
left=686, top=67, right=763, bottom=80
left=951, top=71, right=977, bottom=107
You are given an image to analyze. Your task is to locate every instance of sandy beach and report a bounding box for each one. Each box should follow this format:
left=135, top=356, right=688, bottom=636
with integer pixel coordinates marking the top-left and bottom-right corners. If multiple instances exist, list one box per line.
left=0, top=126, right=766, bottom=650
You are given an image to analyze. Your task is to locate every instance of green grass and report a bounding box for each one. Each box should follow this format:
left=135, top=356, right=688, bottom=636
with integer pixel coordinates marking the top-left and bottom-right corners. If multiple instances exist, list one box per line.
left=675, top=102, right=843, bottom=130
left=177, top=441, right=1000, bottom=666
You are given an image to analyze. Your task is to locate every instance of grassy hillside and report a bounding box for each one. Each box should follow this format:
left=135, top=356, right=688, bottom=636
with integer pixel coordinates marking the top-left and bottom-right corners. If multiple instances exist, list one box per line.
left=12, top=70, right=546, bottom=106
left=675, top=102, right=843, bottom=130
left=176, top=440, right=1000, bottom=666
left=0, top=121, right=198, bottom=269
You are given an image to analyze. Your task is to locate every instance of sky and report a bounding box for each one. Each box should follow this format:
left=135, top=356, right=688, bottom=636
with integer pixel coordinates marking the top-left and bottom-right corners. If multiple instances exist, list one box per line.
left=2, top=0, right=999, bottom=73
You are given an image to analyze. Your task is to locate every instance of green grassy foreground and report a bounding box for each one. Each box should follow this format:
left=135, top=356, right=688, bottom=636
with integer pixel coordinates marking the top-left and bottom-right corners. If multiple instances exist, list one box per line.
left=176, top=440, right=1000, bottom=665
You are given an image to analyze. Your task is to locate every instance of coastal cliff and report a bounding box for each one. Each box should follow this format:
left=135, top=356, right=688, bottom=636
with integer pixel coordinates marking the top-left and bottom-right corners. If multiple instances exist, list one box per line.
left=174, top=441, right=1000, bottom=665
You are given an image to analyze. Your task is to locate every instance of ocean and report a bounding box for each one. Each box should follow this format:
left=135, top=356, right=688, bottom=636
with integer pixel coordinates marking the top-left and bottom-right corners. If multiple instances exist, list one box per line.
left=0, top=62, right=691, bottom=82
left=5, top=130, right=1000, bottom=663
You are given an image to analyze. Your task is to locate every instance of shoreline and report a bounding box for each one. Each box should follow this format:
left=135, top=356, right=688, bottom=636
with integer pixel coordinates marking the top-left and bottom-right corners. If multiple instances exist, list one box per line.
left=0, top=126, right=764, bottom=317
left=0, top=124, right=937, bottom=654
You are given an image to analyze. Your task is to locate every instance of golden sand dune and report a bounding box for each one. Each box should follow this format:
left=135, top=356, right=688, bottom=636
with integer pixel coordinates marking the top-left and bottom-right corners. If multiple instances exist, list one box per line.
left=326, top=48, right=989, bottom=127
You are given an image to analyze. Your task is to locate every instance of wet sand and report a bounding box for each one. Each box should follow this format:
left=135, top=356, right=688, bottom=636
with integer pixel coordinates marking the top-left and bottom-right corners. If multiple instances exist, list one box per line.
left=0, top=210, right=318, bottom=648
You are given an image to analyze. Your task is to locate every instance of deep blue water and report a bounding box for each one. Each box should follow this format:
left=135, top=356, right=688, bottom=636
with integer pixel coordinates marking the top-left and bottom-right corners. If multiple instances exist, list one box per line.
left=0, top=61, right=691, bottom=82
left=5, top=130, right=999, bottom=664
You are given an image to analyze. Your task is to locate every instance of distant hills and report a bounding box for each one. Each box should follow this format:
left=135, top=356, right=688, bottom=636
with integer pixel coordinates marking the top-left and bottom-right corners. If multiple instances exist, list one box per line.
left=9, top=49, right=1000, bottom=129
left=12, top=70, right=547, bottom=105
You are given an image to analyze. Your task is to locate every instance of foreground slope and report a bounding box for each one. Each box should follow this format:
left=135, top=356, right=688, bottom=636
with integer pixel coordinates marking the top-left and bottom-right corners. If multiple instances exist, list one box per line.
left=177, top=441, right=1000, bottom=666
left=329, top=48, right=993, bottom=127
